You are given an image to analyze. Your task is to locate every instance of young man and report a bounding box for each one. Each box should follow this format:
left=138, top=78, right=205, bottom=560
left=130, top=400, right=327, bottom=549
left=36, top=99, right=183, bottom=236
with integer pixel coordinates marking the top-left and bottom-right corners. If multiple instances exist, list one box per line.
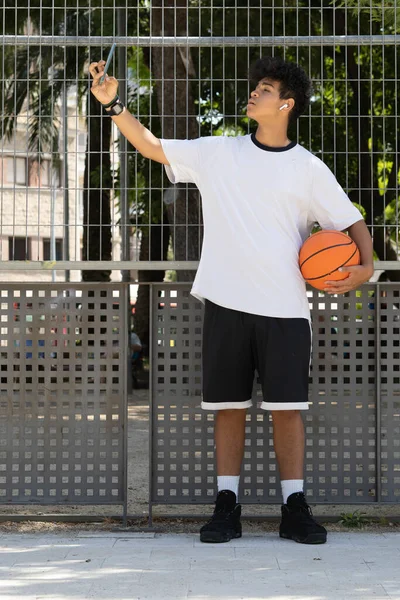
left=90, top=56, right=374, bottom=545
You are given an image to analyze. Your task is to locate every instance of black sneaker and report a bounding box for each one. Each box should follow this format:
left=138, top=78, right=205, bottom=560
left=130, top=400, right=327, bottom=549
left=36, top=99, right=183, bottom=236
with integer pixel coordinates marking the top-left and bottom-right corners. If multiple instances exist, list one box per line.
left=279, top=492, right=327, bottom=544
left=200, top=490, right=242, bottom=543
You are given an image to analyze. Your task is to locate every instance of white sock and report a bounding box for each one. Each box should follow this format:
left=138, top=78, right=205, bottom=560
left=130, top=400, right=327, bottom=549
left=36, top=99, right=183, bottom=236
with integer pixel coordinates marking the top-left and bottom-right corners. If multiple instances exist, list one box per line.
left=217, top=475, right=240, bottom=499
left=281, top=480, right=304, bottom=504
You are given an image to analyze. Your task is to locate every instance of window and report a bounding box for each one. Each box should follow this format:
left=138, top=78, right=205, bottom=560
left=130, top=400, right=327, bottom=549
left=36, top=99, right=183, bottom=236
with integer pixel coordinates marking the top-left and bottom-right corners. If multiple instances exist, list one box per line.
left=43, top=160, right=60, bottom=188
left=27, top=159, right=60, bottom=188
left=40, top=160, right=50, bottom=187
left=7, top=157, right=27, bottom=185
left=43, top=238, right=63, bottom=261
left=9, top=237, right=30, bottom=260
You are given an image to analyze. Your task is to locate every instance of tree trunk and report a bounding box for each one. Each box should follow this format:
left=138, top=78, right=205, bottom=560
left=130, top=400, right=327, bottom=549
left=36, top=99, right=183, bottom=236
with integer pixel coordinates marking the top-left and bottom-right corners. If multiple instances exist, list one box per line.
left=151, top=0, right=202, bottom=282
left=82, top=90, right=112, bottom=282
left=134, top=211, right=170, bottom=357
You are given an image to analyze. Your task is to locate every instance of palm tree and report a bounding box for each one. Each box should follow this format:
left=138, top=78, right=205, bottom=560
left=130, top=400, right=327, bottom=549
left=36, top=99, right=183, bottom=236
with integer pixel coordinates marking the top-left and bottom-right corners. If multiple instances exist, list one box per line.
left=0, top=1, right=113, bottom=280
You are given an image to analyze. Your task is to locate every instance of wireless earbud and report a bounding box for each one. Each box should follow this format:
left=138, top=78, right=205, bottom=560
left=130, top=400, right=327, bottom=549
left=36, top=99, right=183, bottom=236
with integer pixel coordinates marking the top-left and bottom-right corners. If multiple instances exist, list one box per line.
left=279, top=104, right=289, bottom=111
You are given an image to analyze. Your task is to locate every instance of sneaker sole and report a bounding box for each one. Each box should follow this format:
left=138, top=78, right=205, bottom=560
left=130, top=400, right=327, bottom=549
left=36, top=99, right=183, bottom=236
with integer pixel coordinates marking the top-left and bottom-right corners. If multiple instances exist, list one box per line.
left=200, top=531, right=242, bottom=544
left=280, top=532, right=327, bottom=545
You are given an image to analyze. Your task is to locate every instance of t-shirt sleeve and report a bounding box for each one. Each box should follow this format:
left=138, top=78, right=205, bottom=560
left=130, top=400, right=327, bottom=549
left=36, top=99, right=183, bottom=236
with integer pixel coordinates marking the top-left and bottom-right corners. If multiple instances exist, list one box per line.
left=309, top=157, right=363, bottom=231
left=160, top=138, right=202, bottom=185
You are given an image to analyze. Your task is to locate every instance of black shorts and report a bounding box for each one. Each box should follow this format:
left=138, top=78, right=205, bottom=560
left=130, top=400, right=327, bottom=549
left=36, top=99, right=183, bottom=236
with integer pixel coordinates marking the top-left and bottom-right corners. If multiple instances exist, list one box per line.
left=202, top=300, right=311, bottom=411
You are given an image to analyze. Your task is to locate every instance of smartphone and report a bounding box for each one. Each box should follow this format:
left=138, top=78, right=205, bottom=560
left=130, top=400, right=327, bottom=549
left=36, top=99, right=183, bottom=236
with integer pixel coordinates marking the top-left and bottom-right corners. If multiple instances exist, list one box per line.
left=99, top=43, right=116, bottom=85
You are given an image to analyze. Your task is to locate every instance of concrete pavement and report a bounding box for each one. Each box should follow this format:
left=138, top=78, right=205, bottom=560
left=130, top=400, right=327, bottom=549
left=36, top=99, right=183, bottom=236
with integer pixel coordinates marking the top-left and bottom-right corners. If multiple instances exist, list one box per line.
left=0, top=530, right=400, bottom=599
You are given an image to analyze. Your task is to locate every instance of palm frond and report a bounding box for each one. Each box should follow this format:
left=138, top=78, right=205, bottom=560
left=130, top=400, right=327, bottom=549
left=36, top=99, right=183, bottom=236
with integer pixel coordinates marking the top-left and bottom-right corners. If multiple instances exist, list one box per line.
left=334, top=0, right=400, bottom=32
left=28, top=80, right=63, bottom=157
left=1, top=45, right=43, bottom=141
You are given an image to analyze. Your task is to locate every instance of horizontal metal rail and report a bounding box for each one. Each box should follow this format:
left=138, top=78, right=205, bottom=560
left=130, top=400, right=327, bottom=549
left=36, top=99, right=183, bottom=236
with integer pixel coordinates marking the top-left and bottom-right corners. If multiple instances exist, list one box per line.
left=0, top=261, right=200, bottom=271
left=0, top=261, right=397, bottom=271
left=0, top=35, right=398, bottom=47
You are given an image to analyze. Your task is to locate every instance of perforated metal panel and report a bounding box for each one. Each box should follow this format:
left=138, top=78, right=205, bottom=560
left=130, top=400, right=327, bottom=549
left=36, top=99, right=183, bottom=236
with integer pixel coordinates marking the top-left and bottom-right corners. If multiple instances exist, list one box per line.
left=151, top=287, right=205, bottom=502
left=306, top=285, right=377, bottom=503
left=0, top=284, right=126, bottom=504
left=380, top=286, right=400, bottom=501
left=151, top=283, right=399, bottom=505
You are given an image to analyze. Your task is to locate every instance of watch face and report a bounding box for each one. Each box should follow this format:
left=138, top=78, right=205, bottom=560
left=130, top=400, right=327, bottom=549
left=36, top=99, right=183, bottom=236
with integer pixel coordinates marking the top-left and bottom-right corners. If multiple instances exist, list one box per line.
left=107, top=101, right=124, bottom=116
left=112, top=102, right=124, bottom=115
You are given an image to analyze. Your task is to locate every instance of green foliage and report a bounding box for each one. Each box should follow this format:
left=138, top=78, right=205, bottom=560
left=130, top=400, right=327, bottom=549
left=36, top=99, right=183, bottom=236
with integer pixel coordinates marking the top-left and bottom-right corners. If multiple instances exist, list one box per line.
left=339, top=510, right=370, bottom=528
left=334, top=0, right=400, bottom=33
left=129, top=47, right=151, bottom=86
left=0, top=0, right=127, bottom=157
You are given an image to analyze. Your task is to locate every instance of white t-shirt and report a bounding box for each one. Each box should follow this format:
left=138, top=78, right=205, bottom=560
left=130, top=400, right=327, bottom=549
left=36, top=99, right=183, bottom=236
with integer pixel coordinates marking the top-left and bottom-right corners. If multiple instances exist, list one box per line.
left=160, top=134, right=363, bottom=320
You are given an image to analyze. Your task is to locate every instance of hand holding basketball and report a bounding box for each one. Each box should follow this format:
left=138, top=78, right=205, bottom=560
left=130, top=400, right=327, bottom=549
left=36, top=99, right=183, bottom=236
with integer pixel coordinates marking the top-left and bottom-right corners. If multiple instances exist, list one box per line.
left=323, top=264, right=373, bottom=294
left=299, top=229, right=372, bottom=294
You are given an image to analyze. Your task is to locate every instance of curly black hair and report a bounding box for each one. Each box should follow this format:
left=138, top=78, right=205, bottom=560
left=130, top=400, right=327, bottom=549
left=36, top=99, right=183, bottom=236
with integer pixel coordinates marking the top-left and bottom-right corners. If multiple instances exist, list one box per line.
left=249, top=56, right=313, bottom=124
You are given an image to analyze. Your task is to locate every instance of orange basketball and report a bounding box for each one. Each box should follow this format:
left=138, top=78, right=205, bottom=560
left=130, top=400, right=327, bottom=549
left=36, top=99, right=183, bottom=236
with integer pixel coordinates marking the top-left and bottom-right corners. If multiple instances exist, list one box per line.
left=299, top=229, right=360, bottom=290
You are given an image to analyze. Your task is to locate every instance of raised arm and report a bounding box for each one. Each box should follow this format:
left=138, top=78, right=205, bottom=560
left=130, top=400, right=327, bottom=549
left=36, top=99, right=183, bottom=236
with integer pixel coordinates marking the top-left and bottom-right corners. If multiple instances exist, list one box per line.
left=89, top=60, right=169, bottom=165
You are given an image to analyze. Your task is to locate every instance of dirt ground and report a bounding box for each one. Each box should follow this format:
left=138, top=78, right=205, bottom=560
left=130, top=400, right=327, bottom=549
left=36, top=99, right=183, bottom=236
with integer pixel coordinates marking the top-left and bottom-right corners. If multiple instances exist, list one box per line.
left=0, top=516, right=399, bottom=536
left=1, top=388, right=400, bottom=534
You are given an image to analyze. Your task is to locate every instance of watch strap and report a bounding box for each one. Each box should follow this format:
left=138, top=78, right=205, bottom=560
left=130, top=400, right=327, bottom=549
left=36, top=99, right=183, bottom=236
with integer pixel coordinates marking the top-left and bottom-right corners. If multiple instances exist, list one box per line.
left=102, top=95, right=119, bottom=109
left=104, top=98, right=125, bottom=116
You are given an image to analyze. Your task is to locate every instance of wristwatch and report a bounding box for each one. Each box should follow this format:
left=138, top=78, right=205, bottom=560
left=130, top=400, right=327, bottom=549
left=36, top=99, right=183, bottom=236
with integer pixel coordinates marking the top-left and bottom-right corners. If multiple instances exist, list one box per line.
left=104, top=96, right=125, bottom=117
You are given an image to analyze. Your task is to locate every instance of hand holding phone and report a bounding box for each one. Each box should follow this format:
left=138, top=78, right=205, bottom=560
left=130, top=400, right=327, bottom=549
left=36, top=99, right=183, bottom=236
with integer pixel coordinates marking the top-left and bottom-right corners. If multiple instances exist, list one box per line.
left=99, top=43, right=116, bottom=85
left=89, top=44, right=119, bottom=105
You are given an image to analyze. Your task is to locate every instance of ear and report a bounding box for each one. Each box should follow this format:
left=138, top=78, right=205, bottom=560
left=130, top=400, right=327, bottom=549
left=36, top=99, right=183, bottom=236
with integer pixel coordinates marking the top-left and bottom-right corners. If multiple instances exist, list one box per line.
left=279, top=100, right=294, bottom=115
left=286, top=99, right=295, bottom=113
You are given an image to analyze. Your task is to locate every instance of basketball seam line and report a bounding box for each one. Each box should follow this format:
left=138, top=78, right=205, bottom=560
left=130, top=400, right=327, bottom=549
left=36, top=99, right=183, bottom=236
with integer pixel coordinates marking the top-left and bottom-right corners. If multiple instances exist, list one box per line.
left=304, top=247, right=358, bottom=280
left=299, top=240, right=354, bottom=269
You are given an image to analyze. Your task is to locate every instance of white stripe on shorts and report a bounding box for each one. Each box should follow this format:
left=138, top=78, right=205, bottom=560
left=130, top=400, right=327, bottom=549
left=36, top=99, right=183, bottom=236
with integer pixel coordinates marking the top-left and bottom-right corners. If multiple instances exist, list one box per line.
left=201, top=399, right=253, bottom=410
left=260, top=401, right=309, bottom=411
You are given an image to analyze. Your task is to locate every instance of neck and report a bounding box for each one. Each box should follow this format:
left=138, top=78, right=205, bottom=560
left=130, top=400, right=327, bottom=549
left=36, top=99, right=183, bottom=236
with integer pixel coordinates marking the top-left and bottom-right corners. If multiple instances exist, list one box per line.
left=254, top=123, right=291, bottom=148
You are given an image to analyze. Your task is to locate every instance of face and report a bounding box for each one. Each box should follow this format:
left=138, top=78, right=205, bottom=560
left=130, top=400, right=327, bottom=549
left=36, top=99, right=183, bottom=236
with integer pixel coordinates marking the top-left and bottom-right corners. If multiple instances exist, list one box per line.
left=246, top=78, right=291, bottom=122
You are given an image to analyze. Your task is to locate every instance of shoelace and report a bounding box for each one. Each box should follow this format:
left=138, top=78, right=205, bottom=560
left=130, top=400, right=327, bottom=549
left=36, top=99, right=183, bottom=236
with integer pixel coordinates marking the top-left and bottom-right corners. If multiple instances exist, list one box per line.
left=301, top=503, right=313, bottom=516
left=289, top=502, right=316, bottom=523
left=210, top=504, right=236, bottom=521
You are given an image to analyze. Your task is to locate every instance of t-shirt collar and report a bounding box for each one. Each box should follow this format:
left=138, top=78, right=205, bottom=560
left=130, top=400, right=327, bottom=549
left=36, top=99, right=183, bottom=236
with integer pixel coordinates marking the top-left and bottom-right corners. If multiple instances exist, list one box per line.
left=250, top=133, right=297, bottom=153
